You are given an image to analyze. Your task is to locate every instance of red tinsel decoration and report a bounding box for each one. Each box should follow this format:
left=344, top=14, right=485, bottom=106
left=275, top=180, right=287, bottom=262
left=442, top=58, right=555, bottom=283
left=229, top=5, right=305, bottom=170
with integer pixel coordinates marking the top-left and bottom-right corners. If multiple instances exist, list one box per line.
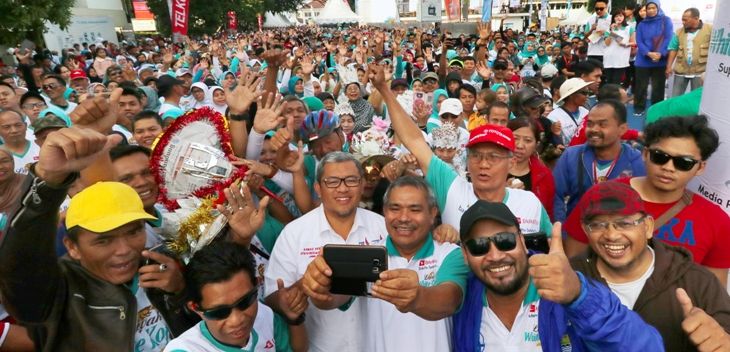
left=150, top=107, right=249, bottom=211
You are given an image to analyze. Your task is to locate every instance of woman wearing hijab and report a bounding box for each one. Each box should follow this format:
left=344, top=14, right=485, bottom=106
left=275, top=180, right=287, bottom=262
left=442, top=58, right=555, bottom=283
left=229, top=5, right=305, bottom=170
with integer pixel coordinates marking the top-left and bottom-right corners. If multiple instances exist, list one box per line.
left=206, top=86, right=228, bottom=115
left=288, top=76, right=305, bottom=98
left=535, top=46, right=551, bottom=67
left=0, top=147, right=25, bottom=214
left=139, top=86, right=160, bottom=112
left=189, top=82, right=209, bottom=110
left=344, top=82, right=375, bottom=133
left=634, top=0, right=673, bottom=116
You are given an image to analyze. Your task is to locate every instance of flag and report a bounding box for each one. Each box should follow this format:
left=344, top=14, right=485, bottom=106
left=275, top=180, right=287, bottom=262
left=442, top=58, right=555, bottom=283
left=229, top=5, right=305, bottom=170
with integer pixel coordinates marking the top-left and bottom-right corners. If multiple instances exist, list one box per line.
left=171, top=0, right=190, bottom=36
left=482, top=0, right=493, bottom=22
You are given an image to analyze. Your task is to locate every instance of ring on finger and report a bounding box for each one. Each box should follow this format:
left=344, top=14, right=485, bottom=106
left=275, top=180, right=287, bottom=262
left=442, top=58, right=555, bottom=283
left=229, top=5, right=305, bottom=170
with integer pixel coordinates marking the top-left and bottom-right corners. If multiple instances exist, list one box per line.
left=158, top=263, right=168, bottom=273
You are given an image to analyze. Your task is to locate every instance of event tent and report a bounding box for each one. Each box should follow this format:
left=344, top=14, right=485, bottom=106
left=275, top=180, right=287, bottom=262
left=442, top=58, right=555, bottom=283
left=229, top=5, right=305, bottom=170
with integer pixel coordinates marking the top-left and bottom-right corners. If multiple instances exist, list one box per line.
left=263, top=12, right=294, bottom=28
left=314, top=0, right=359, bottom=24
left=357, top=0, right=399, bottom=24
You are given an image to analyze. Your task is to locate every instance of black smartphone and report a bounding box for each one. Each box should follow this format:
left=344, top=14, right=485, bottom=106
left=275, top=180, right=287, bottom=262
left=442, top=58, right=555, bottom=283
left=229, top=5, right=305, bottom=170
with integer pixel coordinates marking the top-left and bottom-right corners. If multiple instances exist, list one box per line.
left=524, top=232, right=550, bottom=253
left=323, top=245, right=388, bottom=296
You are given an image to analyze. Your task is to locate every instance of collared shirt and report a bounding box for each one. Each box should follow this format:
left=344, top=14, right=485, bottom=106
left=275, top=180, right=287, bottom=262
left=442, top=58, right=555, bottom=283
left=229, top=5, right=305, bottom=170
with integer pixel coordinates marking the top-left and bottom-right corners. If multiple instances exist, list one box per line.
left=425, top=155, right=552, bottom=234
left=164, top=304, right=284, bottom=352
left=480, top=280, right=544, bottom=351
left=264, top=205, right=388, bottom=352
left=366, top=234, right=469, bottom=352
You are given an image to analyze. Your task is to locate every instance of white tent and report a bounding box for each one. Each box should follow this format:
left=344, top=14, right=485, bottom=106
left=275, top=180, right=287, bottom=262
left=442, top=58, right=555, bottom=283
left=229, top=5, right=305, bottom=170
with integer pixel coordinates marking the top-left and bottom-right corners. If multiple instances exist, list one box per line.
left=315, top=0, right=360, bottom=24
left=263, top=12, right=293, bottom=28
left=357, top=0, right=398, bottom=24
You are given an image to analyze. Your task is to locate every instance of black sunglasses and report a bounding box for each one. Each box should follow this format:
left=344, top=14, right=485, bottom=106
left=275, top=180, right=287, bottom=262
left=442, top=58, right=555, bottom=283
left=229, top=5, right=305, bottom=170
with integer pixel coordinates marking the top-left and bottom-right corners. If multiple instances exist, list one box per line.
left=648, top=148, right=700, bottom=172
left=595, top=7, right=606, bottom=11
left=464, top=232, right=518, bottom=256
left=196, top=288, right=258, bottom=320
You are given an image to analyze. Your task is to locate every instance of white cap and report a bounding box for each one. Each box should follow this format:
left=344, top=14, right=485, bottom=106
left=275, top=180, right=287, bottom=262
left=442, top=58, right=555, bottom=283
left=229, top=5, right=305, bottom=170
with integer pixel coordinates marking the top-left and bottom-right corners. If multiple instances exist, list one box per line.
left=175, top=68, right=192, bottom=77
left=438, top=98, right=463, bottom=117
left=540, top=63, right=559, bottom=78
left=557, top=78, right=594, bottom=104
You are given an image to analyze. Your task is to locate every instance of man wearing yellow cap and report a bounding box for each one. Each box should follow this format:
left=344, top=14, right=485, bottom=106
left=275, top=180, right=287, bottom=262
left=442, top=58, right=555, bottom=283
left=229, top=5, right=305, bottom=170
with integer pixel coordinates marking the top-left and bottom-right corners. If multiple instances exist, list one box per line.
left=0, top=127, right=198, bottom=351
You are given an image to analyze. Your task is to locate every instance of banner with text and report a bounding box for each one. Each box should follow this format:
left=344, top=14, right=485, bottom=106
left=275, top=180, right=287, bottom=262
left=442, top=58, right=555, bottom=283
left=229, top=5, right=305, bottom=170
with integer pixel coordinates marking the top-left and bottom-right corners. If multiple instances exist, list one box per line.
left=418, top=0, right=443, bottom=22
left=445, top=0, right=461, bottom=21
left=171, top=0, right=189, bottom=36
left=693, top=0, right=730, bottom=215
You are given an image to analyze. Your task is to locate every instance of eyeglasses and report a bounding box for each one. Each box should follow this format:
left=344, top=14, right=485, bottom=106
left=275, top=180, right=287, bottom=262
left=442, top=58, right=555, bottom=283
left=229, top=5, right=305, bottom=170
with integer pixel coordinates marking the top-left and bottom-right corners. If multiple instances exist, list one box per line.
left=321, top=176, right=362, bottom=188
left=648, top=148, right=700, bottom=172
left=195, top=288, right=258, bottom=320
left=467, top=150, right=512, bottom=163
left=22, top=102, right=47, bottom=109
left=585, top=215, right=646, bottom=233
left=42, top=83, right=60, bottom=91
left=108, top=70, right=122, bottom=76
left=464, top=232, right=518, bottom=256
left=577, top=89, right=591, bottom=96
left=595, top=7, right=606, bottom=11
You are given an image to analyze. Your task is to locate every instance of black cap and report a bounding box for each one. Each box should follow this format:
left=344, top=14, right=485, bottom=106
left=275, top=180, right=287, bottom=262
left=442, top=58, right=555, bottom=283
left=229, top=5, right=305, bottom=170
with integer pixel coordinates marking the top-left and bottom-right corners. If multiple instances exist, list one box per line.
left=459, top=201, right=519, bottom=241
left=156, top=74, right=184, bottom=97
left=390, top=79, right=408, bottom=90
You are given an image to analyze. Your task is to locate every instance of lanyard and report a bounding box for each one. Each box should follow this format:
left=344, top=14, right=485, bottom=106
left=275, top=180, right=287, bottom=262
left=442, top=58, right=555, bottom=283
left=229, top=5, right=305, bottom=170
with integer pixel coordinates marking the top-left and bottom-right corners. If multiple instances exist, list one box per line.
left=593, top=158, right=619, bottom=184
left=563, top=55, right=573, bottom=68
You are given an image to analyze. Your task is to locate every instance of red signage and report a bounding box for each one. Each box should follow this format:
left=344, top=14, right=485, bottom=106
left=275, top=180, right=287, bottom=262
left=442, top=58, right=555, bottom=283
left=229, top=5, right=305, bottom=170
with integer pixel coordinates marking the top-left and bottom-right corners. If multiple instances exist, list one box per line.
left=171, top=0, right=190, bottom=35
left=227, top=11, right=237, bottom=31
left=133, top=0, right=154, bottom=19
left=445, top=0, right=461, bottom=21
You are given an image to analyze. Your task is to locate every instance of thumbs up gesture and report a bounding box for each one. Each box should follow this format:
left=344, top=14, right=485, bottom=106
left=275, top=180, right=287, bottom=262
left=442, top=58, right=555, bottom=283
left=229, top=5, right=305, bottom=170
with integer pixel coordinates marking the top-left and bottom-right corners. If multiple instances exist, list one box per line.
left=676, top=288, right=730, bottom=351
left=528, top=223, right=582, bottom=304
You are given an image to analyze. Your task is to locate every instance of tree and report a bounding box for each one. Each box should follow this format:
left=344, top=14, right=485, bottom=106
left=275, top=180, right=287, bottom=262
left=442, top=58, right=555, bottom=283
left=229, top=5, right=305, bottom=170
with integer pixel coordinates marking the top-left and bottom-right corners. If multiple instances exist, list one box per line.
left=0, top=0, right=75, bottom=47
left=146, top=0, right=304, bottom=36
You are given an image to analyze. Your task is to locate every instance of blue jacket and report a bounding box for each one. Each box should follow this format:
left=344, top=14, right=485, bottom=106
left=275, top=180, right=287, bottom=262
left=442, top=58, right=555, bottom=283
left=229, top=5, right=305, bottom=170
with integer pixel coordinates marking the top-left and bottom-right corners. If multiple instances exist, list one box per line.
left=452, top=272, right=665, bottom=352
left=552, top=143, right=646, bottom=222
left=635, top=0, right=674, bottom=68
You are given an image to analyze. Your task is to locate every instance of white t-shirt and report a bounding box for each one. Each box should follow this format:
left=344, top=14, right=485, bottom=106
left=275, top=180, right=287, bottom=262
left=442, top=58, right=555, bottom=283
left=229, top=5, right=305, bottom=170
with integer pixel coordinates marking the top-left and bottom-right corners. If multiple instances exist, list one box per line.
left=607, top=247, right=656, bottom=310
left=133, top=278, right=171, bottom=352
left=164, top=304, right=282, bottom=352
left=585, top=14, right=613, bottom=56
left=547, top=106, right=589, bottom=146
left=603, top=25, right=633, bottom=69
left=366, top=236, right=469, bottom=352
left=480, top=281, right=547, bottom=351
left=425, top=155, right=552, bottom=235
left=47, top=101, right=78, bottom=115
left=264, top=206, right=388, bottom=352
left=11, top=141, right=40, bottom=175
left=113, top=124, right=133, bottom=142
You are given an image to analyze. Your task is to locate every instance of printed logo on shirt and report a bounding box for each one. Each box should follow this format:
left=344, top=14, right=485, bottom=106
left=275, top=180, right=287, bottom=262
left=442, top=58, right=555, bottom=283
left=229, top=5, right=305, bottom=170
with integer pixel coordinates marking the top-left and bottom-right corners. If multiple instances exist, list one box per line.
left=420, top=271, right=436, bottom=287
left=516, top=217, right=539, bottom=226
left=135, top=305, right=170, bottom=352
left=359, top=234, right=385, bottom=246
left=655, top=218, right=696, bottom=246
left=264, top=339, right=275, bottom=349
left=300, top=246, right=322, bottom=258
left=560, top=334, right=573, bottom=351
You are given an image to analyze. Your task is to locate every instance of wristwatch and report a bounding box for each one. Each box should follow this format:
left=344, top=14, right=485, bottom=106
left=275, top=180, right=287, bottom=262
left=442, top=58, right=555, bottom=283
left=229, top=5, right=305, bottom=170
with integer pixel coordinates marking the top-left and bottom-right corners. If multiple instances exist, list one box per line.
left=285, top=313, right=306, bottom=326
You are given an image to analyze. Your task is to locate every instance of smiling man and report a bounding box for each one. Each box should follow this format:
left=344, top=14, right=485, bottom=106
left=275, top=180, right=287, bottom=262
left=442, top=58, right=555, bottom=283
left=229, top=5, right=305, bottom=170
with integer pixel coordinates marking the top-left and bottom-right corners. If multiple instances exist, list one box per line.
left=110, top=144, right=164, bottom=248
left=132, top=111, right=164, bottom=149
left=569, top=181, right=730, bottom=352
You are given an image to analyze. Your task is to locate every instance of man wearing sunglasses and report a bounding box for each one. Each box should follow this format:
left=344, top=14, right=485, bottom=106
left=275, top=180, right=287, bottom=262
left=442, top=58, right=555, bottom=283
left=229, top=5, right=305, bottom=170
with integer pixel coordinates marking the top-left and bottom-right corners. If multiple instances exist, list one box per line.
left=166, top=242, right=306, bottom=351
left=41, top=74, right=77, bottom=114
left=569, top=182, right=730, bottom=352
left=584, top=0, right=611, bottom=64
left=452, top=200, right=664, bottom=351
left=564, top=116, right=730, bottom=287
left=549, top=78, right=592, bottom=146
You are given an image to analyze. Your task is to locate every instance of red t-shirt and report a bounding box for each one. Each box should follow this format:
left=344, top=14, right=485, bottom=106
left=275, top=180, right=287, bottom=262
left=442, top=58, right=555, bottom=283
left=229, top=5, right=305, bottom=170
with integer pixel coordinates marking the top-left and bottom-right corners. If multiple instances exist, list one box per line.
left=565, top=177, right=730, bottom=268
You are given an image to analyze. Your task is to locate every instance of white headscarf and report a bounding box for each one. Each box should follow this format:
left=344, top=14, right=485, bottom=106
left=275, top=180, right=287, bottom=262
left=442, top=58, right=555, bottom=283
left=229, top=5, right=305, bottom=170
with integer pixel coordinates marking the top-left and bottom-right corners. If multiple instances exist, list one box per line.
left=205, top=86, right=227, bottom=115
left=189, top=82, right=210, bottom=110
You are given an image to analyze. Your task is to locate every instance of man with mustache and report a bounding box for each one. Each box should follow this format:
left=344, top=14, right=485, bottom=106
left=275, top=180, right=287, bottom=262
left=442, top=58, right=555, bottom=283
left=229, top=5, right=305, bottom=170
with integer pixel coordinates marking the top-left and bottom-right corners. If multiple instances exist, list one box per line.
left=552, top=99, right=645, bottom=223
left=564, top=116, right=730, bottom=288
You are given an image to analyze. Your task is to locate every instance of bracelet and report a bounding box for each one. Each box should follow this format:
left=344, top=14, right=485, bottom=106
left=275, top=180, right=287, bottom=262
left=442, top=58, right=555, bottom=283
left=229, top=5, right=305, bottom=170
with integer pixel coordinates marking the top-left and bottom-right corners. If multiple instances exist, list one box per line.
left=228, top=112, right=248, bottom=121
left=285, top=313, right=306, bottom=326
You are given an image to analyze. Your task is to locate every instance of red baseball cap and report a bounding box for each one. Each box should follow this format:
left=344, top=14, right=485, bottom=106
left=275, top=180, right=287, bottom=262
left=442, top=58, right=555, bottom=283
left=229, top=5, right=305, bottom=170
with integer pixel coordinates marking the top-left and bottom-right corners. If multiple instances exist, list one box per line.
left=70, top=69, right=87, bottom=81
left=465, top=124, right=516, bottom=151
left=578, top=182, right=646, bottom=221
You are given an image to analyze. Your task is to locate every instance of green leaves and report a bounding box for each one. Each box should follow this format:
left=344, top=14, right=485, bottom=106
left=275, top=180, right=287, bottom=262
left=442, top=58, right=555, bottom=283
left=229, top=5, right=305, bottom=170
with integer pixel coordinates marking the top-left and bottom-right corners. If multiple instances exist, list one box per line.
left=0, top=0, right=74, bottom=45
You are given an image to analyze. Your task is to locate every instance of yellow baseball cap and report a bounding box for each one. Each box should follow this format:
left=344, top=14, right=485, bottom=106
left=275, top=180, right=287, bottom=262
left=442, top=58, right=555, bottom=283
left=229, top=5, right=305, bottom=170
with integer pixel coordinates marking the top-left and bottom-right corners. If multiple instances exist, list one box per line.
left=66, top=182, right=157, bottom=233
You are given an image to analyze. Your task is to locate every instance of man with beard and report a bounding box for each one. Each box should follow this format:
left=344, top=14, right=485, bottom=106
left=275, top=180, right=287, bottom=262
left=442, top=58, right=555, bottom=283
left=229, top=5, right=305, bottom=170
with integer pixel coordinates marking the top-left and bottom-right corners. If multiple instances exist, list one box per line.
left=451, top=200, right=664, bottom=351
left=265, top=152, right=388, bottom=352
left=552, top=99, right=645, bottom=223
left=569, top=182, right=730, bottom=352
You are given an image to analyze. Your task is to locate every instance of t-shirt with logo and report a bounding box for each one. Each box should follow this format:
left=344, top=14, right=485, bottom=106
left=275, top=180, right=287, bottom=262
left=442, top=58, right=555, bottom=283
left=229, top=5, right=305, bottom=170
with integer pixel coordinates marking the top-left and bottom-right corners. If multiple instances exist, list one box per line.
left=565, top=177, right=730, bottom=269
left=365, top=234, right=469, bottom=352
left=11, top=141, right=40, bottom=175
left=164, top=303, right=286, bottom=352
left=425, top=155, right=552, bottom=235
left=131, top=277, right=171, bottom=352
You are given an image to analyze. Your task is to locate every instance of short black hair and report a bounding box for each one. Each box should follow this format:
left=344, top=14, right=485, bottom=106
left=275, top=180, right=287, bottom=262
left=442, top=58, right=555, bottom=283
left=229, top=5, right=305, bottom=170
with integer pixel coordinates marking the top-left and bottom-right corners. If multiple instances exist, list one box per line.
left=597, top=84, right=623, bottom=102
left=20, top=91, right=45, bottom=106
left=132, top=110, right=163, bottom=130
left=185, top=241, right=257, bottom=304
left=685, top=8, right=700, bottom=18
left=644, top=116, right=719, bottom=160
left=120, top=87, right=143, bottom=102
left=493, top=59, right=508, bottom=71
left=462, top=56, right=476, bottom=63
left=0, top=82, right=14, bottom=93
left=574, top=59, right=603, bottom=77
left=459, top=84, right=477, bottom=97
left=595, top=0, right=608, bottom=5
left=593, top=99, right=627, bottom=124
left=487, top=101, right=510, bottom=116
left=109, top=144, right=151, bottom=161
left=42, top=74, right=66, bottom=87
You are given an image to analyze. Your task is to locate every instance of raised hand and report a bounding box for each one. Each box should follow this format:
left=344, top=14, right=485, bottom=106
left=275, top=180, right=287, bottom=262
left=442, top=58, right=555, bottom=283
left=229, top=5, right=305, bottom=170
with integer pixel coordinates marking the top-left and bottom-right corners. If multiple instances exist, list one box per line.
left=477, top=20, right=492, bottom=40
left=14, top=48, right=31, bottom=64
left=216, top=182, right=269, bottom=246
left=371, top=269, right=421, bottom=313
left=432, top=223, right=459, bottom=244
left=677, top=288, right=730, bottom=351
left=368, top=64, right=388, bottom=90
left=226, top=65, right=263, bottom=115
left=36, top=128, right=123, bottom=185
left=301, top=55, right=315, bottom=76
left=70, top=88, right=121, bottom=134
left=476, top=61, right=492, bottom=79
left=276, top=279, right=308, bottom=320
left=261, top=50, right=288, bottom=68
left=252, top=93, right=284, bottom=134
left=527, top=223, right=582, bottom=304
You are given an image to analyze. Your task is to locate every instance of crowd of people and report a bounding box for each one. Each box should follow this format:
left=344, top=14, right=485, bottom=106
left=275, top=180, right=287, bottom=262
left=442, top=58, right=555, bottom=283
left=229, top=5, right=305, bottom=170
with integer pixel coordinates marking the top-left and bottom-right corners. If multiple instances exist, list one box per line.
left=0, top=0, right=728, bottom=351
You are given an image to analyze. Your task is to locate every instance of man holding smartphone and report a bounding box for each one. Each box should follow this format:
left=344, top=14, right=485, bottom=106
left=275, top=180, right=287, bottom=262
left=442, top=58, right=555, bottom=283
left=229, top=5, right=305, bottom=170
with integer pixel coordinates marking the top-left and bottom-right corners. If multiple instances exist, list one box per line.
left=264, top=152, right=388, bottom=352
